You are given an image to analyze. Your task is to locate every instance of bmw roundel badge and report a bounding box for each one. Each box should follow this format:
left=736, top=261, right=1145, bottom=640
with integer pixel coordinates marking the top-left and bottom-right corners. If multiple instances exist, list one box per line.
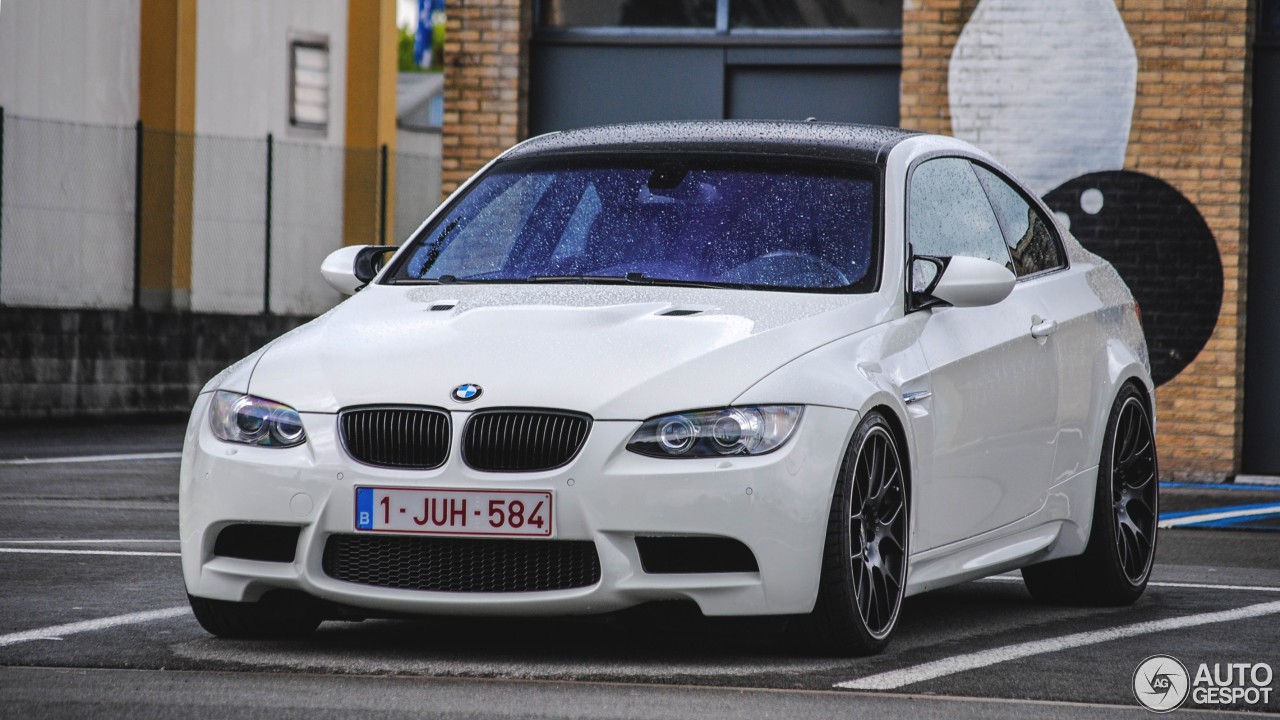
left=451, top=383, right=482, bottom=402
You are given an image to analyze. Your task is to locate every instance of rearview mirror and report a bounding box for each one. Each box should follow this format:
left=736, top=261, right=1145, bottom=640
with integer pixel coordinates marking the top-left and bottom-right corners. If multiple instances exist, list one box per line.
left=911, top=255, right=1015, bottom=309
left=321, top=245, right=399, bottom=295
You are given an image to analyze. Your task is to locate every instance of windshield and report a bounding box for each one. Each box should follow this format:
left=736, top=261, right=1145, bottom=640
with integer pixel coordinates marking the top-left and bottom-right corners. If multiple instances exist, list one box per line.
left=387, top=155, right=880, bottom=292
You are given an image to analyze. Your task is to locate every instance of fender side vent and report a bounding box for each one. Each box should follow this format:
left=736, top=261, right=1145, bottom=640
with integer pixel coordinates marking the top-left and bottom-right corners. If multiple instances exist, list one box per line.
left=659, top=309, right=703, bottom=317
left=429, top=304, right=457, bottom=312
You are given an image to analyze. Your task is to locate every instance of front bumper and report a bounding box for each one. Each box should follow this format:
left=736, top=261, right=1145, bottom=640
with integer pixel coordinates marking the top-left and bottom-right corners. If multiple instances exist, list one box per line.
left=179, top=394, right=857, bottom=617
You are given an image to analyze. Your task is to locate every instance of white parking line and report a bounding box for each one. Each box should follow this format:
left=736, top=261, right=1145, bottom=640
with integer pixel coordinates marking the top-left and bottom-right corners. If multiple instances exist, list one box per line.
left=0, top=548, right=179, bottom=557
left=1158, top=504, right=1280, bottom=528
left=0, top=452, right=182, bottom=466
left=979, top=575, right=1280, bottom=593
left=1147, top=580, right=1280, bottom=592
left=835, top=600, right=1280, bottom=690
left=0, top=539, right=178, bottom=544
left=0, top=607, right=189, bottom=648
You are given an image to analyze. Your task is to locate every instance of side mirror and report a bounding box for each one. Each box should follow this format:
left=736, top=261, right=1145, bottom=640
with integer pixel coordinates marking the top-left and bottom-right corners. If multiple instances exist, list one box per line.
left=911, top=255, right=1015, bottom=309
left=321, top=245, right=399, bottom=295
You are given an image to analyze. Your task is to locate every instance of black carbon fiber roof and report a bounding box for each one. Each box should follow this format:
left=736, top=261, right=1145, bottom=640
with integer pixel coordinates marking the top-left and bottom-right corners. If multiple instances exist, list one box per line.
left=502, top=120, right=922, bottom=166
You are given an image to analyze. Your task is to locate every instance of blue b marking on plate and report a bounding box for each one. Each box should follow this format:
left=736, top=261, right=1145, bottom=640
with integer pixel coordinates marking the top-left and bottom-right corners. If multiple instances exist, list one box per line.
left=356, top=487, right=374, bottom=530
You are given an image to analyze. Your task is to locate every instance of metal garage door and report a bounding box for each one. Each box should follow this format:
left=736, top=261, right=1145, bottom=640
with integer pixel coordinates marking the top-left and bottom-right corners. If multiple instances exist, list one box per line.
left=1244, top=3, right=1280, bottom=473
left=529, top=0, right=901, bottom=135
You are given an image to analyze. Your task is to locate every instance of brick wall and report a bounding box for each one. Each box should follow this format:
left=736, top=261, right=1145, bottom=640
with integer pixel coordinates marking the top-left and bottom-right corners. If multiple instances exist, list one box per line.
left=440, top=0, right=530, bottom=197
left=0, top=308, right=309, bottom=419
left=901, top=0, right=979, bottom=135
left=1121, top=0, right=1252, bottom=480
left=903, top=0, right=1253, bottom=480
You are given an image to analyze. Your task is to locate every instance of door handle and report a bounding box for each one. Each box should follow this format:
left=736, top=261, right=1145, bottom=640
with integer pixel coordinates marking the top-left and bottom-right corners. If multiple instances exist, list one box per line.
left=1031, top=316, right=1058, bottom=339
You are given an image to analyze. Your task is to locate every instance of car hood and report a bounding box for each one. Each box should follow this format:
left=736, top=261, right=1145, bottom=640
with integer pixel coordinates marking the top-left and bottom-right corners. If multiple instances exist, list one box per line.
left=245, top=284, right=891, bottom=418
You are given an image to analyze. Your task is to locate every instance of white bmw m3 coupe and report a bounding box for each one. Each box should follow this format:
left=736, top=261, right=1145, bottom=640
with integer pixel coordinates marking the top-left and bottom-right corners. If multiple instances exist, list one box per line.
left=180, top=121, right=1158, bottom=655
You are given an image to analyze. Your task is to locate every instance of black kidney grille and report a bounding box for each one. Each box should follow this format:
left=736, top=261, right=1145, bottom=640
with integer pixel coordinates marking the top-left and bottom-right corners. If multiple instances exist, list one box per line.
left=322, top=534, right=602, bottom=593
left=463, top=410, right=591, bottom=472
left=339, top=407, right=450, bottom=470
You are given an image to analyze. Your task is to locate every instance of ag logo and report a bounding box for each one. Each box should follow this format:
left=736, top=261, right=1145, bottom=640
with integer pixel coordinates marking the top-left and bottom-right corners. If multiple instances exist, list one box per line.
left=1134, top=654, right=1190, bottom=713
left=451, top=383, right=482, bottom=403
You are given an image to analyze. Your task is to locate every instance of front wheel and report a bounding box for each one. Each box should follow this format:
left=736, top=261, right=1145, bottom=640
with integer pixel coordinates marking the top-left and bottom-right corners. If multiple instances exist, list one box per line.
left=798, top=411, right=909, bottom=656
left=1022, top=382, right=1158, bottom=605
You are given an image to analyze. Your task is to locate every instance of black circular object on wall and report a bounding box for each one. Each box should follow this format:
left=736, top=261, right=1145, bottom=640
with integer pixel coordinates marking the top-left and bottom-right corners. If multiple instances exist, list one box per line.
left=1043, top=170, right=1222, bottom=386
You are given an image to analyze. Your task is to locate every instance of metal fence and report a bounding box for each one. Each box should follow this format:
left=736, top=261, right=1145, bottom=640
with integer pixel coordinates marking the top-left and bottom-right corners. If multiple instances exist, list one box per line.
left=0, top=109, right=442, bottom=315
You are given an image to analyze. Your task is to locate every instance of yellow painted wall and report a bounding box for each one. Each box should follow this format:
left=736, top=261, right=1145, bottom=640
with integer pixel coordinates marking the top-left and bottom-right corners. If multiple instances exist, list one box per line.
left=342, top=0, right=398, bottom=246
left=138, top=0, right=198, bottom=309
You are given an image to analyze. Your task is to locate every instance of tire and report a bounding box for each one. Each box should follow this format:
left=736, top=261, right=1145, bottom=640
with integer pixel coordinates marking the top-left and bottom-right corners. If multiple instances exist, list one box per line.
left=1022, top=382, right=1158, bottom=605
left=798, top=411, right=909, bottom=656
left=188, top=593, right=322, bottom=639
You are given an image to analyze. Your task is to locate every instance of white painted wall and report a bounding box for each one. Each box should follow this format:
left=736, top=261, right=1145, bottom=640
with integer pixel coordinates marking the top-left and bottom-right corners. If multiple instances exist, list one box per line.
left=189, top=134, right=269, bottom=314
left=191, top=0, right=348, bottom=315
left=0, top=0, right=409, bottom=316
left=949, top=0, right=1137, bottom=196
left=0, top=115, right=136, bottom=309
left=194, top=0, right=348, bottom=141
left=0, top=0, right=139, bottom=308
left=0, top=0, right=139, bottom=124
left=268, top=138, right=347, bottom=315
left=394, top=128, right=442, bottom=244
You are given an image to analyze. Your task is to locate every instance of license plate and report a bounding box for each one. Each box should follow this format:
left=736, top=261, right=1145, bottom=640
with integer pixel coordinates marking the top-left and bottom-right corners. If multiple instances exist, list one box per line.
left=355, top=487, right=553, bottom=537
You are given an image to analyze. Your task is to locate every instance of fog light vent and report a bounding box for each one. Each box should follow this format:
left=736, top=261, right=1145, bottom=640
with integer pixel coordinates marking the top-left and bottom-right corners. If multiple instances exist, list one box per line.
left=635, top=536, right=759, bottom=574
left=213, top=524, right=300, bottom=563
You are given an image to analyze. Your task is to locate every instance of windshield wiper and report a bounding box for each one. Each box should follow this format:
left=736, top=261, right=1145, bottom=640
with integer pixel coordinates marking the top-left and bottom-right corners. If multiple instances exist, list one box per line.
left=525, top=274, right=633, bottom=285
left=396, top=274, right=479, bottom=285
left=633, top=276, right=724, bottom=289
left=526, top=273, right=722, bottom=289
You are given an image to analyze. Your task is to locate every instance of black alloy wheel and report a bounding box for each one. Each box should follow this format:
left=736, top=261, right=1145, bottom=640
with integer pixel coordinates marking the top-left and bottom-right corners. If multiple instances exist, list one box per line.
left=849, top=424, right=909, bottom=638
left=800, top=411, right=908, bottom=655
left=1022, top=382, right=1158, bottom=606
left=1111, top=394, right=1159, bottom=585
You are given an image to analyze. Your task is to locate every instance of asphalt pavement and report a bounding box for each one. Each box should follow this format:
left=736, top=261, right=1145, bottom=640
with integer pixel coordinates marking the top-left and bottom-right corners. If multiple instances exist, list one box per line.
left=1, top=421, right=1277, bottom=719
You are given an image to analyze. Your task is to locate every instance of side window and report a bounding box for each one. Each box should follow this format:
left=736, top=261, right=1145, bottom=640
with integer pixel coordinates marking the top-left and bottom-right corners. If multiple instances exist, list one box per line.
left=972, top=165, right=1066, bottom=277
left=908, top=157, right=1012, bottom=271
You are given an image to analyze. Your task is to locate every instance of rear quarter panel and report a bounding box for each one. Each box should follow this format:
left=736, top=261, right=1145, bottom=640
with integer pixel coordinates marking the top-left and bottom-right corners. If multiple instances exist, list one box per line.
left=1040, top=235, right=1154, bottom=485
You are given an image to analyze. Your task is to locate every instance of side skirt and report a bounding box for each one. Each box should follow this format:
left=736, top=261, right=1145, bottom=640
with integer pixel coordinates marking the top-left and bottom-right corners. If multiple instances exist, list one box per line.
left=904, top=467, right=1097, bottom=596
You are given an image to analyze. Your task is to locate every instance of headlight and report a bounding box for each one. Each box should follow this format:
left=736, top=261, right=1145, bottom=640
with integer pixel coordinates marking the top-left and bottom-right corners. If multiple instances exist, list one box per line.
left=209, top=390, right=306, bottom=447
left=626, top=406, right=802, bottom=458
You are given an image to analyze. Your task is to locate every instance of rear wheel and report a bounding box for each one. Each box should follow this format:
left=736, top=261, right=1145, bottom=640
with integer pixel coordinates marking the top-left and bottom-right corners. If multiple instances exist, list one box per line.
left=188, top=593, right=322, bottom=639
left=799, top=411, right=908, bottom=656
left=1022, top=382, right=1158, bottom=605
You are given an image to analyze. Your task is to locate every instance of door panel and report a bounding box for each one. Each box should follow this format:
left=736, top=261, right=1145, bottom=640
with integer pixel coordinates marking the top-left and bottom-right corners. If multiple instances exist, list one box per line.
left=904, top=156, right=1061, bottom=552
left=912, top=287, right=1060, bottom=551
left=970, top=162, right=1083, bottom=485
